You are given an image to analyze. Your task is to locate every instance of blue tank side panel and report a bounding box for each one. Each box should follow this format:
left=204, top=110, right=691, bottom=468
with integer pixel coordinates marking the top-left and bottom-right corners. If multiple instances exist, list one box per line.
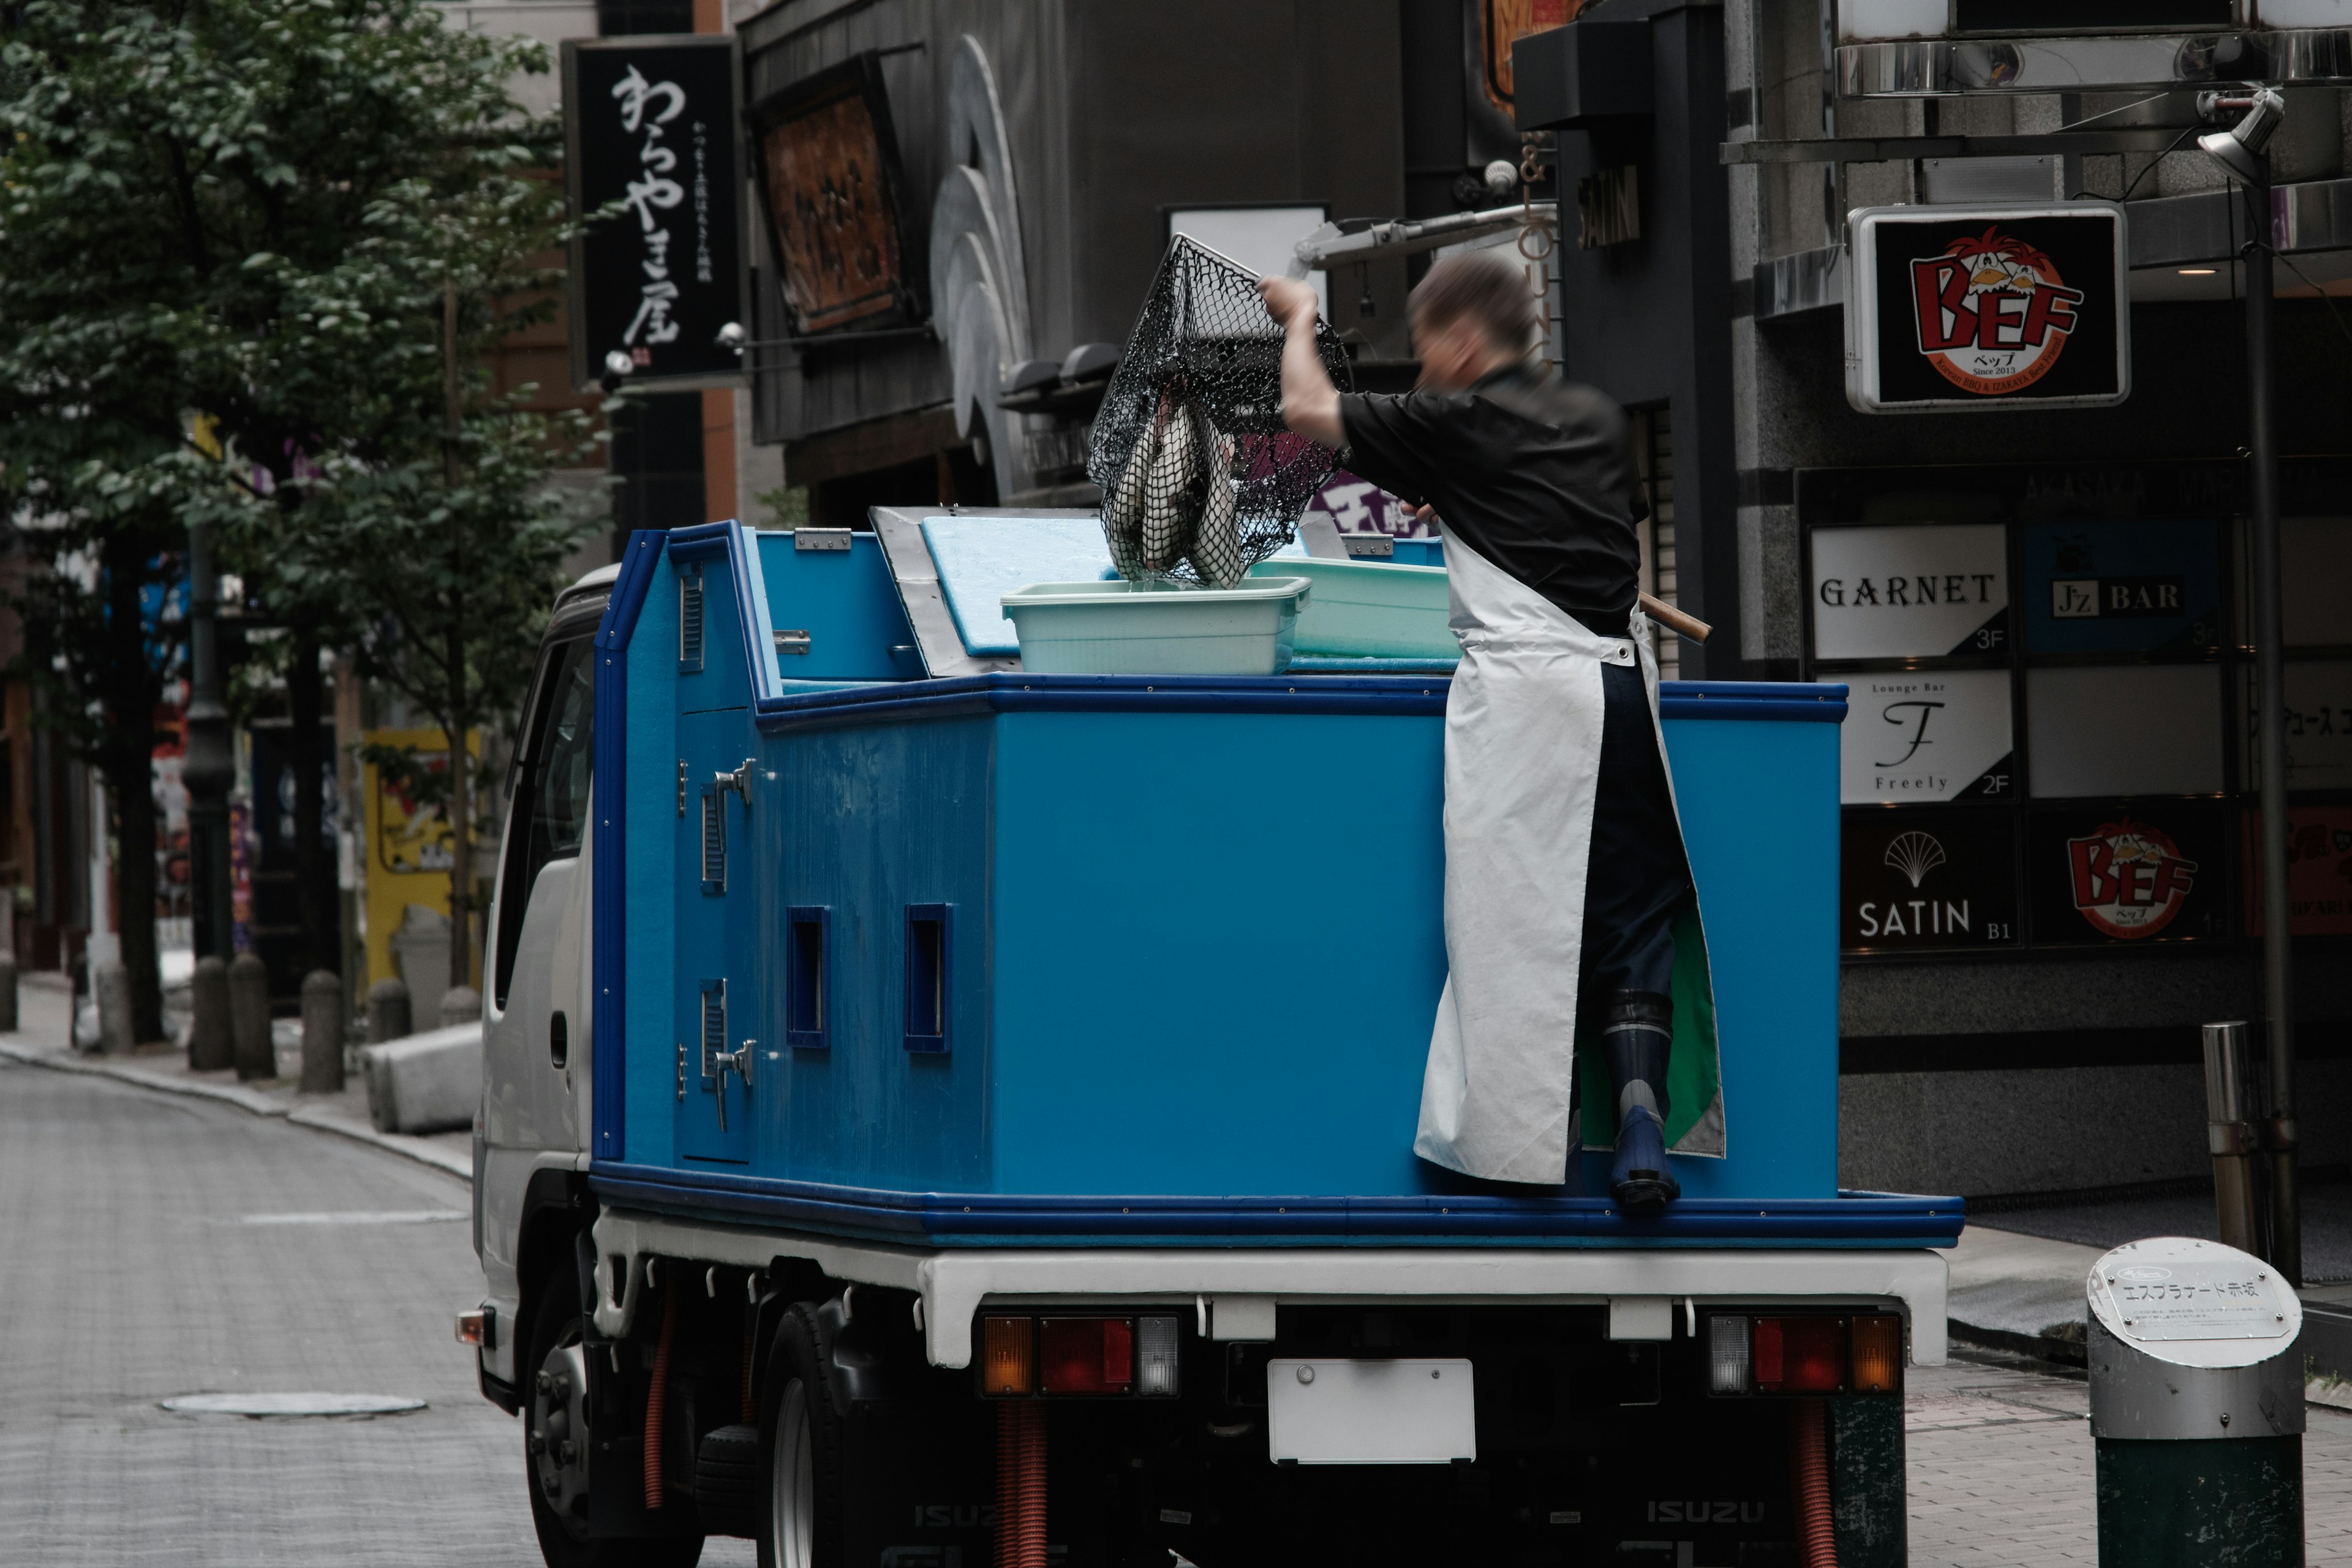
left=989, top=710, right=1449, bottom=1196
left=623, top=556, right=682, bottom=1168
left=752, top=532, right=916, bottom=681
left=748, top=714, right=995, bottom=1191
left=1655, top=715, right=1841, bottom=1200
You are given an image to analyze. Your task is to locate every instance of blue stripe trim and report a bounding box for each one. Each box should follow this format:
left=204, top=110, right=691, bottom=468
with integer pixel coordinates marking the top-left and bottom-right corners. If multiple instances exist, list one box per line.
left=589, top=530, right=667, bottom=1163
left=1659, top=681, right=1846, bottom=723
left=586, top=1161, right=1964, bottom=1248
left=742, top=676, right=1852, bottom=732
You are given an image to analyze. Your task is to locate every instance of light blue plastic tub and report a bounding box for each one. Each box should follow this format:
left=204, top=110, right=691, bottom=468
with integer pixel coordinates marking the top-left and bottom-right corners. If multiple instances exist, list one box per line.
left=1001, top=578, right=1311, bottom=675
left=1246, top=556, right=1453, bottom=659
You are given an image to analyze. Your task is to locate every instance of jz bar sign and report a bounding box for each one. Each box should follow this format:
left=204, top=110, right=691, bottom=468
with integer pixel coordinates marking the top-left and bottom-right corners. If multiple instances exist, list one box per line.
left=1845, top=203, right=2128, bottom=415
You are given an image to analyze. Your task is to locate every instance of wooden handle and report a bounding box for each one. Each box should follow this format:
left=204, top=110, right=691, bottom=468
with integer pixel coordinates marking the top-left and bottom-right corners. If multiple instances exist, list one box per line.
left=1640, top=592, right=1711, bottom=644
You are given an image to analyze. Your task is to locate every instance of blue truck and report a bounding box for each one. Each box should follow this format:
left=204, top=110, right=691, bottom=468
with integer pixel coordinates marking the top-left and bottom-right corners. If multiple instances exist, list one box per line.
left=467, top=508, right=1961, bottom=1568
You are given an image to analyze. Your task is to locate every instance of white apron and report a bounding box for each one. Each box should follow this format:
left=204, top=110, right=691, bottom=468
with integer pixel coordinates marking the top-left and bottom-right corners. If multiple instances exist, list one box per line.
left=1412, top=533, right=1707, bottom=1186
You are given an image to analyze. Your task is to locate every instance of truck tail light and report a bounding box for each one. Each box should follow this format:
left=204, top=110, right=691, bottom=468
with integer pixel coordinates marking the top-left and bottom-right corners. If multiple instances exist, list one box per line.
left=1040, top=1318, right=1134, bottom=1395
left=1754, top=1317, right=1844, bottom=1393
left=1708, top=1314, right=1750, bottom=1393
left=982, top=1317, right=1034, bottom=1395
left=1850, top=1314, right=1902, bottom=1392
left=1137, top=1316, right=1180, bottom=1396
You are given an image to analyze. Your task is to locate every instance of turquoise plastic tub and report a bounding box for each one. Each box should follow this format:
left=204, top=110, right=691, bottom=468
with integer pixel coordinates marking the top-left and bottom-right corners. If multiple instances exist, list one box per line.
left=1001, top=577, right=1311, bottom=675
left=1247, top=556, right=1453, bottom=658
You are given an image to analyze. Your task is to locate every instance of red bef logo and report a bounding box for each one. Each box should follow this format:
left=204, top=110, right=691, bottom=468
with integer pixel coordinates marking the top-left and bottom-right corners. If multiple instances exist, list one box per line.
left=1910, top=226, right=2086, bottom=396
left=2068, top=817, right=2197, bottom=939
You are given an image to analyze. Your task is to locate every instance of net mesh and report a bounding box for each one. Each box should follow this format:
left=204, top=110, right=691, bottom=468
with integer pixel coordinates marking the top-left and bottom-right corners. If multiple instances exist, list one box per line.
left=1086, top=235, right=1354, bottom=588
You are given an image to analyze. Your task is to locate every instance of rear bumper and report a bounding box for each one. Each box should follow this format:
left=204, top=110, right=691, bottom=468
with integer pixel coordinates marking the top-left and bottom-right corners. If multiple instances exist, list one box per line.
left=589, top=1205, right=1950, bottom=1369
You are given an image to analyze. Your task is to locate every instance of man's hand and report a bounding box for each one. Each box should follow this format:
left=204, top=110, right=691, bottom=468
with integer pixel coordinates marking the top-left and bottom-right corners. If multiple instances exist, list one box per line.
left=1259, top=276, right=1343, bottom=448
left=1259, top=276, right=1320, bottom=330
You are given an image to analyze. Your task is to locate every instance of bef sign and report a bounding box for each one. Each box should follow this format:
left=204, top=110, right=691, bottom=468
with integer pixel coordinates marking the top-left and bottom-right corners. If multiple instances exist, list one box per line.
left=1845, top=203, right=2128, bottom=415
left=563, top=36, right=748, bottom=391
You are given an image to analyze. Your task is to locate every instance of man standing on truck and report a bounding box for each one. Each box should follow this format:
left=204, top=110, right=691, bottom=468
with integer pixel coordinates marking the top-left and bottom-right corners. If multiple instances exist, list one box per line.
left=1261, top=254, right=1709, bottom=1213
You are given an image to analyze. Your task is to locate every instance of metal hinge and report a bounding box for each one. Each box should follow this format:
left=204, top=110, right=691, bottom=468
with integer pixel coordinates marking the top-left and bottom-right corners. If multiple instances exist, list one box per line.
left=793, top=528, right=852, bottom=552
left=676, top=759, right=687, bottom=816
left=675, top=1042, right=686, bottom=1101
left=774, top=628, right=812, bottom=656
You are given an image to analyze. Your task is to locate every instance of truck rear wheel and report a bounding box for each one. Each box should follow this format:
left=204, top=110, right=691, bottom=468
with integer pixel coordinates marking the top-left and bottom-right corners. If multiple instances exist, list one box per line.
left=757, top=1305, right=847, bottom=1568
left=524, top=1263, right=704, bottom=1568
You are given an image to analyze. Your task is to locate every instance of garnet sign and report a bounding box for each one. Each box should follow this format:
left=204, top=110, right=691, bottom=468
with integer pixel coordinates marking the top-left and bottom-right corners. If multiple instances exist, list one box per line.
left=1846, top=203, right=2128, bottom=415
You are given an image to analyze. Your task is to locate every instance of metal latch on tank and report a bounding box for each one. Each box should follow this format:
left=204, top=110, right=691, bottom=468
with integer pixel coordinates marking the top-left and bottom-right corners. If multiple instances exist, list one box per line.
left=714, top=758, right=755, bottom=805
left=708, top=1039, right=755, bottom=1132
left=773, top=628, right=811, bottom=655
left=793, top=528, right=851, bottom=552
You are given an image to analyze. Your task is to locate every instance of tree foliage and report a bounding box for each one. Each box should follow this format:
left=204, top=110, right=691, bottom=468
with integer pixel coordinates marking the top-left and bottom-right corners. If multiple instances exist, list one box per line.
left=0, top=0, right=603, bottom=1008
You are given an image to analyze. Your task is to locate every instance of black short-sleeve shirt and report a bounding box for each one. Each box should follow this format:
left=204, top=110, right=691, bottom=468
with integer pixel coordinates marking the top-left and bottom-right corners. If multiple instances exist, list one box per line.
left=1336, top=366, right=1646, bottom=636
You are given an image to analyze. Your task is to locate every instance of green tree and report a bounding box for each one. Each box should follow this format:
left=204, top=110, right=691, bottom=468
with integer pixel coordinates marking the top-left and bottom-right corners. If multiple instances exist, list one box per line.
left=0, top=0, right=597, bottom=1011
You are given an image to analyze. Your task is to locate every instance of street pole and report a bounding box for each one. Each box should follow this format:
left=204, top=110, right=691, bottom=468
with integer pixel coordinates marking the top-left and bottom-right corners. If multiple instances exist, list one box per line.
left=2244, top=160, right=2301, bottom=1286
left=182, top=520, right=235, bottom=963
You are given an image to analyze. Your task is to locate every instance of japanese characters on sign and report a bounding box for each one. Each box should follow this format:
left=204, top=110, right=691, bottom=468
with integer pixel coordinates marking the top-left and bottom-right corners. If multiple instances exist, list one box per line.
left=2244, top=804, right=2352, bottom=937
left=564, top=36, right=747, bottom=389
left=2246, top=661, right=2352, bottom=790
left=748, top=53, right=919, bottom=337
left=1845, top=204, right=2128, bottom=415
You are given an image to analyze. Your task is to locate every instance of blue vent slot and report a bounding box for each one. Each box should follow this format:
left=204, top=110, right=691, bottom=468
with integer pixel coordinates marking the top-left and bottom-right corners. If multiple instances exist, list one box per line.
left=903, top=904, right=951, bottom=1054
left=786, top=906, right=829, bottom=1051
left=679, top=564, right=705, bottom=674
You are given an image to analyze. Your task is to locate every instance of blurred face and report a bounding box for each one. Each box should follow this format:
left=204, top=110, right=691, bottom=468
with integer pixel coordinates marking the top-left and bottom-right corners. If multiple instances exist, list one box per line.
left=1411, top=311, right=1513, bottom=391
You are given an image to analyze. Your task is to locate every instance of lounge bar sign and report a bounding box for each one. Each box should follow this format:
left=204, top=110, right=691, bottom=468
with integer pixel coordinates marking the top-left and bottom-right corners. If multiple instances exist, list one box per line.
left=564, top=36, right=749, bottom=390
left=1845, top=203, right=2128, bottom=415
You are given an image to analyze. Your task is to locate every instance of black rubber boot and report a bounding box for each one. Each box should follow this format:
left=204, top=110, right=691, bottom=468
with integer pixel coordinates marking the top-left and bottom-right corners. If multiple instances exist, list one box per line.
left=1604, top=990, right=1679, bottom=1216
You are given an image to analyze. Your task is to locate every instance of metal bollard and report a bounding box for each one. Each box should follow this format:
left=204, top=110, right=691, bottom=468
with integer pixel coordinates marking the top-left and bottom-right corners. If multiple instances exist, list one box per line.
left=189, top=956, right=232, bottom=1071
left=0, top=949, right=20, bottom=1033
left=228, top=951, right=273, bottom=1080
left=93, top=959, right=134, bottom=1055
left=366, top=976, right=412, bottom=1044
left=2202, top=1022, right=2263, bottom=1256
left=439, top=984, right=482, bottom=1029
left=2090, top=1237, right=2304, bottom=1566
left=300, top=970, right=344, bottom=1094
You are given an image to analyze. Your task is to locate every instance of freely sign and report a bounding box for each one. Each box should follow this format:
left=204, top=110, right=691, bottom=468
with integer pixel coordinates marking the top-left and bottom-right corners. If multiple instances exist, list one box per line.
left=1809, top=523, right=2008, bottom=660
left=2029, top=804, right=2224, bottom=944
left=1846, top=203, right=2128, bottom=414
left=1828, top=671, right=2013, bottom=804
left=564, top=36, right=748, bottom=389
left=749, top=53, right=920, bottom=337
left=1840, top=810, right=2020, bottom=951
left=2023, top=518, right=2220, bottom=655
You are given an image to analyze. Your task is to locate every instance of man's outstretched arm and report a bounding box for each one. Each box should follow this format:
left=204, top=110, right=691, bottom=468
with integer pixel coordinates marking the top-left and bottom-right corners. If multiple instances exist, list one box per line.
left=1259, top=276, right=1343, bottom=449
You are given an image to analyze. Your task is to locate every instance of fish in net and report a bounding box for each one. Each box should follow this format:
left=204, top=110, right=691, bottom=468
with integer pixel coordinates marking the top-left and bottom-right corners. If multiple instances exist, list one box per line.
left=1090, top=234, right=1354, bottom=588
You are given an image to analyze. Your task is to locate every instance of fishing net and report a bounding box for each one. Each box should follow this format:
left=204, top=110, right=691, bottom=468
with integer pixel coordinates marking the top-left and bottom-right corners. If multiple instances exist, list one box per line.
left=1086, top=235, right=1354, bottom=588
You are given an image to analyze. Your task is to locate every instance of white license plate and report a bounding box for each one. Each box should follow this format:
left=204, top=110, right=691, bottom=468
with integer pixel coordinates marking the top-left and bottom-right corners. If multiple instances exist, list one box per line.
left=1265, top=1358, right=1476, bottom=1464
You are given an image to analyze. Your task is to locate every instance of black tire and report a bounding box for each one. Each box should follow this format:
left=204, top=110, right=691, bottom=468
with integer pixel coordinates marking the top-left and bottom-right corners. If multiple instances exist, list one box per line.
left=694, top=1423, right=763, bottom=1538
left=755, top=1304, right=850, bottom=1568
left=524, top=1262, right=706, bottom=1568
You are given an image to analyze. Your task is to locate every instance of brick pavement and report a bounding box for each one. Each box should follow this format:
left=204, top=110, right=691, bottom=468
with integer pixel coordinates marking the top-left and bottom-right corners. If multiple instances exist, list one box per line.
left=1907, top=1354, right=2352, bottom=1566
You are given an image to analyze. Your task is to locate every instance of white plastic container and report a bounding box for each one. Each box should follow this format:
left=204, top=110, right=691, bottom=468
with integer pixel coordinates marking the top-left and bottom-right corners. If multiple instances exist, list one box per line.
left=1001, top=578, right=1311, bottom=675
left=1246, top=557, right=1453, bottom=659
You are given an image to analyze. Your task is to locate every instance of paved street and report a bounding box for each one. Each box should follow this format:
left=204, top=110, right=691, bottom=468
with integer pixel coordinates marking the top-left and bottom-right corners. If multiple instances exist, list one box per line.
left=0, top=1056, right=758, bottom=1566
left=10, top=1039, right=2352, bottom=1564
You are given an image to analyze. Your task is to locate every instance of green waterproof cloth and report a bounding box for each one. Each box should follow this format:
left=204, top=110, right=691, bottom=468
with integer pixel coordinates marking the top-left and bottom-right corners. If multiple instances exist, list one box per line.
left=1575, top=901, right=1724, bottom=1156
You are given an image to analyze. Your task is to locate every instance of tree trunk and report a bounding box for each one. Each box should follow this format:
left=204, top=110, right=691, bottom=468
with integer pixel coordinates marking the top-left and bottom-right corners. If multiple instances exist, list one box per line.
left=101, top=531, right=164, bottom=1042
left=287, top=620, right=337, bottom=976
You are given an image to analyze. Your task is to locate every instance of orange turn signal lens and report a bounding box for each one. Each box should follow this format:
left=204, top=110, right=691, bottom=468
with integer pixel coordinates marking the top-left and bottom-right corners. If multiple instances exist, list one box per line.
left=982, top=1316, right=1034, bottom=1395
left=1850, top=1314, right=1902, bottom=1393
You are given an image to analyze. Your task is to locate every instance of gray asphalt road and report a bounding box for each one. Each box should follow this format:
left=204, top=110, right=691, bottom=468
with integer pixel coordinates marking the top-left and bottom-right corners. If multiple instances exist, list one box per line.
left=0, top=1056, right=753, bottom=1566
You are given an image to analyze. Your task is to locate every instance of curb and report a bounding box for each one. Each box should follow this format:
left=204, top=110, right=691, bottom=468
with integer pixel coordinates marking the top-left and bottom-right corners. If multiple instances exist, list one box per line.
left=0, top=1041, right=472, bottom=1182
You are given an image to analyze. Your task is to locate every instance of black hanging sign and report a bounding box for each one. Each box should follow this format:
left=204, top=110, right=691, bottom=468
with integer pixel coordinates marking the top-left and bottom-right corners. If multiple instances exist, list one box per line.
left=1845, top=202, right=2128, bottom=415
left=564, top=36, right=749, bottom=391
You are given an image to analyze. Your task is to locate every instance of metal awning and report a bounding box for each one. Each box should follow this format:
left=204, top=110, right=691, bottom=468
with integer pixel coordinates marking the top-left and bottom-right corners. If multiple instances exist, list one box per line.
left=1839, top=30, right=2352, bottom=97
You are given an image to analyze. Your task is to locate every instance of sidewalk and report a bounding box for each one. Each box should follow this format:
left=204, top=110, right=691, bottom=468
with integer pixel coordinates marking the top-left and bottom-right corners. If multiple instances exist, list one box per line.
left=0, top=973, right=472, bottom=1179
